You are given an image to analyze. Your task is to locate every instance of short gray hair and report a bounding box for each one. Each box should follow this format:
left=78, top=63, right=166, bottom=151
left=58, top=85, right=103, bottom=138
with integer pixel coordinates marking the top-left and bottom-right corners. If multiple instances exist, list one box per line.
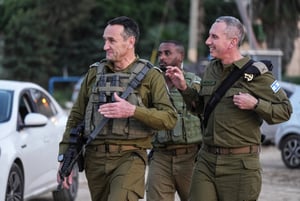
left=215, top=16, right=245, bottom=46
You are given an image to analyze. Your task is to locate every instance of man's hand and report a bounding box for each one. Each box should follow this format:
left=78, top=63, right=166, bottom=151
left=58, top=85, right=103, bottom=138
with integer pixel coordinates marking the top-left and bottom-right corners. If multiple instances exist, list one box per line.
left=233, top=92, right=258, bottom=110
left=98, top=92, right=136, bottom=118
left=57, top=163, right=73, bottom=189
left=165, top=66, right=187, bottom=91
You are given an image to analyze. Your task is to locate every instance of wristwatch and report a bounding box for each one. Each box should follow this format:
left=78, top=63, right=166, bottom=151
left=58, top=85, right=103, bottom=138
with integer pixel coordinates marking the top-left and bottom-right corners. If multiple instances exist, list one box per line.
left=57, top=154, right=64, bottom=162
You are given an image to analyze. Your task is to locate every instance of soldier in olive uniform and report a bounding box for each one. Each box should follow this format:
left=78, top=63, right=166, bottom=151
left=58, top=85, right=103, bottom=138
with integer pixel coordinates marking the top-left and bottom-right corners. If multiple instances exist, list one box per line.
left=165, top=16, right=292, bottom=201
left=57, top=16, right=177, bottom=201
left=146, top=40, right=202, bottom=201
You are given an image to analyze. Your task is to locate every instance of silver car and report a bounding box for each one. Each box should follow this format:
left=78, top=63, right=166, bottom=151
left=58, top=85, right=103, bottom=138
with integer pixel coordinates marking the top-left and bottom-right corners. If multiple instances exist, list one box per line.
left=274, top=82, right=300, bottom=168
left=260, top=81, right=300, bottom=168
left=260, top=81, right=297, bottom=144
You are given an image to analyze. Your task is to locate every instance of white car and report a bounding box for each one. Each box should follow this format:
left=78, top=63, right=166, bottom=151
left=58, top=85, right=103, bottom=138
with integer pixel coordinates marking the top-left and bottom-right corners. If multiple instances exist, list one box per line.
left=0, top=80, right=79, bottom=201
left=274, top=82, right=300, bottom=169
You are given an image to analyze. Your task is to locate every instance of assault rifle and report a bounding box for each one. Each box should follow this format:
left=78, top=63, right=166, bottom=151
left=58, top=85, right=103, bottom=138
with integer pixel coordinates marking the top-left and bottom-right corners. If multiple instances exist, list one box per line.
left=57, top=121, right=85, bottom=189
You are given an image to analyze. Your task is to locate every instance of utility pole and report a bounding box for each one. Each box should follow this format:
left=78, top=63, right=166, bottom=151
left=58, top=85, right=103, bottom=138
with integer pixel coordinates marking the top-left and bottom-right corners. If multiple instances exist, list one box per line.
left=188, top=0, right=199, bottom=63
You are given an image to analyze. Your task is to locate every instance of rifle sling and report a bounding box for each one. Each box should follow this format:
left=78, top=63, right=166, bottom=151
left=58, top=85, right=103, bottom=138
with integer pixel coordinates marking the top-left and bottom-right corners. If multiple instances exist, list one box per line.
left=85, top=61, right=152, bottom=145
left=202, top=59, right=254, bottom=129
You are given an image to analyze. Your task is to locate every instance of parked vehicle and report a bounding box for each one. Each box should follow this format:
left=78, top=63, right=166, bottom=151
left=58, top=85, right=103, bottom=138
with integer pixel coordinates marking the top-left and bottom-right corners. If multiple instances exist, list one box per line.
left=71, top=77, right=84, bottom=103
left=260, top=81, right=297, bottom=145
left=274, top=82, right=300, bottom=169
left=0, top=80, right=79, bottom=201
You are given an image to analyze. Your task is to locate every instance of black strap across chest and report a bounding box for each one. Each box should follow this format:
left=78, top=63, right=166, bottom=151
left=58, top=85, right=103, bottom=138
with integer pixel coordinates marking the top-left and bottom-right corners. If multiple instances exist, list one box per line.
left=86, top=61, right=152, bottom=144
left=202, top=59, right=254, bottom=129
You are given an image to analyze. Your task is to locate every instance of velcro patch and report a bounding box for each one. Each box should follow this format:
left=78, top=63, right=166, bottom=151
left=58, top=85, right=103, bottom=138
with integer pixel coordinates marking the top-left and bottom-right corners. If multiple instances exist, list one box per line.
left=201, top=80, right=216, bottom=86
left=252, top=61, right=269, bottom=74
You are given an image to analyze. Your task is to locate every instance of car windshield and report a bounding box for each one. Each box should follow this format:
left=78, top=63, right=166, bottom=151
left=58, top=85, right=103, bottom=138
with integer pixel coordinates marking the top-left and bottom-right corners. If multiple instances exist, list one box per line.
left=0, top=90, right=13, bottom=122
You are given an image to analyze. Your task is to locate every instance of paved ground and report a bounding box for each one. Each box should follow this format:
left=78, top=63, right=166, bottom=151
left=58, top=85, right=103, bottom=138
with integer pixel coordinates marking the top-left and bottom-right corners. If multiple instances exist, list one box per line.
left=31, top=145, right=300, bottom=201
left=258, top=145, right=300, bottom=201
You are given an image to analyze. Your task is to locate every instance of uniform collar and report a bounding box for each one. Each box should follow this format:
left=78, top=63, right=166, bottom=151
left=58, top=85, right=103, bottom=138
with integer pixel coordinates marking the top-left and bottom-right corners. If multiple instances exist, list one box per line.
left=231, top=56, right=251, bottom=69
left=105, top=56, right=139, bottom=73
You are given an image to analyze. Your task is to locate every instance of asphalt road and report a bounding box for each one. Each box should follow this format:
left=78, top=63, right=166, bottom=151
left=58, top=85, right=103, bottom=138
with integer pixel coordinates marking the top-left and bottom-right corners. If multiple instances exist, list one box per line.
left=258, top=145, right=300, bottom=201
left=32, top=145, right=300, bottom=201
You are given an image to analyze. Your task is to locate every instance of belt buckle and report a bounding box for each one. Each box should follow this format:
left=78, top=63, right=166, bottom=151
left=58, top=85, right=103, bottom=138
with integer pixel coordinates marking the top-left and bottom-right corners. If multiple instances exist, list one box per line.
left=105, top=144, right=110, bottom=152
left=214, top=147, right=221, bottom=155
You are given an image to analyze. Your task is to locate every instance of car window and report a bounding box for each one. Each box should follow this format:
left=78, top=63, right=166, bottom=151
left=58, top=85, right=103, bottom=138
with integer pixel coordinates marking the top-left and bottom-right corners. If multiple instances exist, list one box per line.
left=282, top=88, right=293, bottom=98
left=29, top=88, right=57, bottom=118
left=19, top=93, right=34, bottom=123
left=0, top=90, right=13, bottom=122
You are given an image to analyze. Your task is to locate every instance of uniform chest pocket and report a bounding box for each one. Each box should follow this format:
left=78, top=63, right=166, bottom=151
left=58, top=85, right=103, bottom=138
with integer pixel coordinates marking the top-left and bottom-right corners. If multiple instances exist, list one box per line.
left=200, top=85, right=215, bottom=96
left=224, top=87, right=249, bottom=98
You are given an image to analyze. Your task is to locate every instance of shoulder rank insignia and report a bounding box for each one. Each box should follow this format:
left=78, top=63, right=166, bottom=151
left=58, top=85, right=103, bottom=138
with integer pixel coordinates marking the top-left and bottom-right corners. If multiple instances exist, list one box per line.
left=243, top=60, right=273, bottom=82
left=252, top=61, right=270, bottom=74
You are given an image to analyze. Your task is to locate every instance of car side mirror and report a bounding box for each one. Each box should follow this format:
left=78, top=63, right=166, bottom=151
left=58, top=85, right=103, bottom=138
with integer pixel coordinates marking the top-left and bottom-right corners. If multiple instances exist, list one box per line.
left=23, top=113, right=48, bottom=128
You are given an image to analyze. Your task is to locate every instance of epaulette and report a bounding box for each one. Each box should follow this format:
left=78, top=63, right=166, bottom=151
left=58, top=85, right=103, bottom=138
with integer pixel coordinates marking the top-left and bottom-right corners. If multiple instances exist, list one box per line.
left=138, top=58, right=151, bottom=65
left=153, top=66, right=163, bottom=73
left=184, top=71, right=201, bottom=85
left=137, top=59, right=154, bottom=70
left=243, top=60, right=273, bottom=82
left=89, top=59, right=107, bottom=68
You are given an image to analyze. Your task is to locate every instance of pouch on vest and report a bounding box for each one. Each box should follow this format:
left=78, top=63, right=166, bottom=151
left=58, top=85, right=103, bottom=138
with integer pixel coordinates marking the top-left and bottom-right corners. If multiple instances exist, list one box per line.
left=84, top=59, right=155, bottom=140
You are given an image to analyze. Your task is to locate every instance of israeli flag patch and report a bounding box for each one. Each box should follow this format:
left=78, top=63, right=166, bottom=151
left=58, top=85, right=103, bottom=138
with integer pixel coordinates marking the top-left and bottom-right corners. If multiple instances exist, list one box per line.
left=271, top=80, right=280, bottom=93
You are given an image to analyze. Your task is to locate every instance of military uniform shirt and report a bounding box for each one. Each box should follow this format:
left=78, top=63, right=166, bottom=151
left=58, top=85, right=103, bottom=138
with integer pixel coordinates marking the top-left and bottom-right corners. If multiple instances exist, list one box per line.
left=181, top=57, right=292, bottom=147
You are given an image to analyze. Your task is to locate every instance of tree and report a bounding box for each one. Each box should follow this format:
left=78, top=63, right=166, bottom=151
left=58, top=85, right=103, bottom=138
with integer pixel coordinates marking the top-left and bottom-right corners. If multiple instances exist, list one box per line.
left=0, top=0, right=97, bottom=87
left=3, top=0, right=298, bottom=88
left=252, top=0, right=300, bottom=70
left=0, top=0, right=191, bottom=87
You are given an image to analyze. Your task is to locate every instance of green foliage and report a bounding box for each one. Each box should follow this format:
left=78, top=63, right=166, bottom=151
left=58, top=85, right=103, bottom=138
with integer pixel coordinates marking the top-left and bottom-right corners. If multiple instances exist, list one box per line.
left=252, top=0, right=300, bottom=69
left=2, top=0, right=297, bottom=91
left=283, top=76, right=300, bottom=85
left=0, top=0, right=194, bottom=88
left=52, top=86, right=73, bottom=108
left=0, top=0, right=98, bottom=87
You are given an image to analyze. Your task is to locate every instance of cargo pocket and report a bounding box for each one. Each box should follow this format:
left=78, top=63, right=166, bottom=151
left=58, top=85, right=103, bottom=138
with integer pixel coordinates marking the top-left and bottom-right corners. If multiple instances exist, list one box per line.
left=171, top=115, right=184, bottom=143
left=122, top=153, right=146, bottom=198
left=239, top=157, right=262, bottom=201
left=241, top=157, right=261, bottom=170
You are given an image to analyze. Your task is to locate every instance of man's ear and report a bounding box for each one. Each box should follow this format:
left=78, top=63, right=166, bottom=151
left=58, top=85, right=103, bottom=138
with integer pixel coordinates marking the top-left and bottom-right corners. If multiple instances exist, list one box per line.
left=180, top=52, right=184, bottom=62
left=231, top=37, right=238, bottom=48
left=128, top=36, right=135, bottom=49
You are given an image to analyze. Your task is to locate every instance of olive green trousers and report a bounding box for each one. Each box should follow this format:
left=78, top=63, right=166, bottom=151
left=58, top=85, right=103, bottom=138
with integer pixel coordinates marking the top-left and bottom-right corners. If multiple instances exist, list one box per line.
left=146, top=150, right=198, bottom=201
left=84, top=148, right=147, bottom=201
left=190, top=149, right=262, bottom=201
